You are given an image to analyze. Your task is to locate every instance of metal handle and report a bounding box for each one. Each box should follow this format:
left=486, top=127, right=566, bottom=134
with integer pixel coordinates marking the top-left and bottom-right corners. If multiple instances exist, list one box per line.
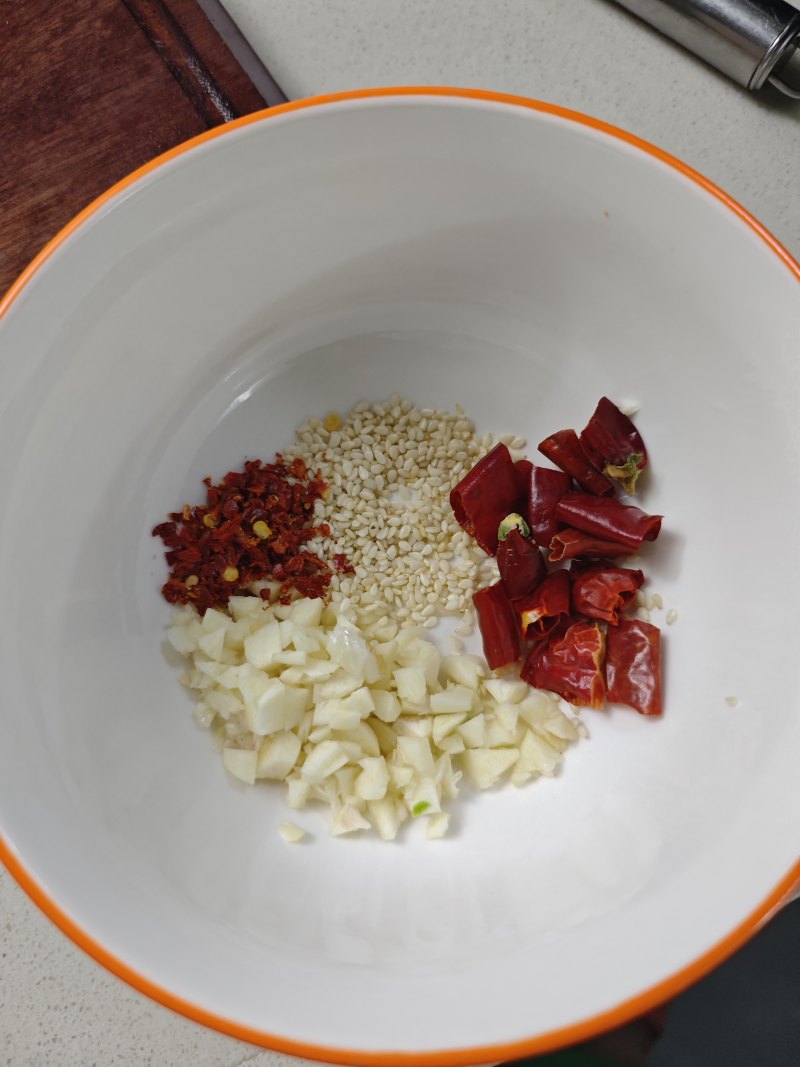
left=614, top=0, right=800, bottom=94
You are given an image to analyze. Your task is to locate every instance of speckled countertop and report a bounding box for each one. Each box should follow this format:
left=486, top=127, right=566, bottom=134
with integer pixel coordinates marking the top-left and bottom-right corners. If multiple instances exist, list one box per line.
left=3, top=2, right=799, bottom=1065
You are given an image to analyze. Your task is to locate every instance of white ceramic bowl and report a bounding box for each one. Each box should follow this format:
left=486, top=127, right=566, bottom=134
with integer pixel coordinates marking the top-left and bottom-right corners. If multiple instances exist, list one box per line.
left=1, top=89, right=799, bottom=1064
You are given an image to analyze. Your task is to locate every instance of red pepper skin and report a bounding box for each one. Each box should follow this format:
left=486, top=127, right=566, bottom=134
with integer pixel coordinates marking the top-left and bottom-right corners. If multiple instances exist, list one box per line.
left=514, top=458, right=533, bottom=493
left=580, top=397, right=648, bottom=496
left=521, top=619, right=606, bottom=708
left=571, top=565, right=644, bottom=625
left=549, top=529, right=635, bottom=562
left=526, top=464, right=572, bottom=547
left=555, top=492, right=662, bottom=550
left=497, top=529, right=547, bottom=600
left=514, top=569, right=570, bottom=639
left=450, top=444, right=524, bottom=555
left=473, top=582, right=522, bottom=669
left=538, top=429, right=613, bottom=497
left=605, top=618, right=662, bottom=715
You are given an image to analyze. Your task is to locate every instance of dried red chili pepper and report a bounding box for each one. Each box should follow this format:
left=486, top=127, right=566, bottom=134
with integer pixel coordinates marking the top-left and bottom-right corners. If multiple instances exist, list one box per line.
left=580, top=397, right=648, bottom=496
left=525, top=464, right=572, bottom=547
left=605, top=618, right=662, bottom=715
left=555, top=492, right=662, bottom=550
left=450, top=443, right=525, bottom=555
left=571, top=564, right=644, bottom=625
left=153, top=455, right=341, bottom=613
left=549, top=529, right=636, bottom=562
left=538, top=429, right=613, bottom=497
left=514, top=569, right=570, bottom=639
left=521, top=619, right=606, bottom=708
left=497, top=527, right=546, bottom=600
left=473, top=582, right=521, bottom=669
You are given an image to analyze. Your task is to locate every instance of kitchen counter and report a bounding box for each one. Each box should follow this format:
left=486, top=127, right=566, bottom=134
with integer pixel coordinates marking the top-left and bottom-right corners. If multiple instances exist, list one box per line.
left=2, top=2, right=798, bottom=1064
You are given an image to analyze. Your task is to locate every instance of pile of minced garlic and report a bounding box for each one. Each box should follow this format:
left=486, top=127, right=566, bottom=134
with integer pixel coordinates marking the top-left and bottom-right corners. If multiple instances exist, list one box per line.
left=284, top=398, right=524, bottom=635
left=168, top=593, right=584, bottom=841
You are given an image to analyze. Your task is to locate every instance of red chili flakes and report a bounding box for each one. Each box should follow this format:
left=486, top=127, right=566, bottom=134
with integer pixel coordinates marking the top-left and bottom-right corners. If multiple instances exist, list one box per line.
left=153, top=455, right=345, bottom=613
left=333, top=553, right=355, bottom=575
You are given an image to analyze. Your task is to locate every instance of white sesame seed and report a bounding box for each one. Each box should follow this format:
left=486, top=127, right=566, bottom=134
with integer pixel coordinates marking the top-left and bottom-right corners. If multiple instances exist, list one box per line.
left=284, top=397, right=505, bottom=620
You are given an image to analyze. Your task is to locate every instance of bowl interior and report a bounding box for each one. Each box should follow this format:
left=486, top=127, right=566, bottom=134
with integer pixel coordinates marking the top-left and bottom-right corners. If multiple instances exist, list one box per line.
left=0, top=95, right=798, bottom=1057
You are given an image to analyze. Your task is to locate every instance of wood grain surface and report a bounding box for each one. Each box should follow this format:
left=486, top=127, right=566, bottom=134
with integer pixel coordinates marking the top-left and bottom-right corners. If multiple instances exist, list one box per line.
left=0, top=0, right=277, bottom=296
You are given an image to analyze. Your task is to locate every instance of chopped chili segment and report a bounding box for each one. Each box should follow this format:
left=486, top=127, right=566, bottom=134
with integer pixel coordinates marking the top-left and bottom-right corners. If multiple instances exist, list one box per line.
left=549, top=528, right=635, bottom=562
left=521, top=619, right=606, bottom=708
left=153, top=455, right=343, bottom=613
left=538, top=429, right=613, bottom=497
left=580, top=397, right=648, bottom=496
left=450, top=443, right=525, bottom=555
left=461, top=398, right=666, bottom=717
left=525, top=464, right=572, bottom=547
left=497, top=528, right=546, bottom=600
left=571, top=564, right=644, bottom=625
left=555, top=492, right=662, bottom=550
left=473, top=582, right=521, bottom=669
left=605, top=618, right=662, bottom=715
left=514, top=569, right=570, bottom=640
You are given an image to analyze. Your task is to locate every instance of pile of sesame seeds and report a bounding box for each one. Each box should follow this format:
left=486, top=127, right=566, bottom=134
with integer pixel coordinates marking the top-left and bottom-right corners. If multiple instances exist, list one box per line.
left=284, top=398, right=525, bottom=630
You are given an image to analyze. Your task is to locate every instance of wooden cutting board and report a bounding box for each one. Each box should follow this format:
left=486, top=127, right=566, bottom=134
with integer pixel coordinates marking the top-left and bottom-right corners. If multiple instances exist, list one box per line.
left=0, top=0, right=283, bottom=296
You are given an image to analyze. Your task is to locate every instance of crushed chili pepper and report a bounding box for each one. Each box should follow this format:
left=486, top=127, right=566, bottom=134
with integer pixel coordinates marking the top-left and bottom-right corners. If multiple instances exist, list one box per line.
left=153, top=455, right=344, bottom=613
left=333, top=553, right=356, bottom=575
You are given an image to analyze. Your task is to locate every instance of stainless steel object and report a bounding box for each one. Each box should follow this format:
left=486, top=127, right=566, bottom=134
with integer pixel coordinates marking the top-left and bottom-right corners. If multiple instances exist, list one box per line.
left=614, top=0, right=800, bottom=96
